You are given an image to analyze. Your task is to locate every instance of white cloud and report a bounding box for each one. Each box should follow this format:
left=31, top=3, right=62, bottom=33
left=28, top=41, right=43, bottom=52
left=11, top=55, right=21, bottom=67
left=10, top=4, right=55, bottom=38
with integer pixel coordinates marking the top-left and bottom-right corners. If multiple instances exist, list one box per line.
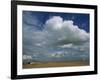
left=58, top=43, right=73, bottom=48
left=44, top=16, right=89, bottom=45
left=23, top=16, right=89, bottom=61
left=45, top=16, right=63, bottom=30
left=23, top=55, right=32, bottom=60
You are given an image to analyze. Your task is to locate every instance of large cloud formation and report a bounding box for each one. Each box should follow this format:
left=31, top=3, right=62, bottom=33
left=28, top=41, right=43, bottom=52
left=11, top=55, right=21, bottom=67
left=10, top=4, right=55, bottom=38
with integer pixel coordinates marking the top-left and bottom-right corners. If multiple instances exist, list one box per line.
left=23, top=16, right=89, bottom=62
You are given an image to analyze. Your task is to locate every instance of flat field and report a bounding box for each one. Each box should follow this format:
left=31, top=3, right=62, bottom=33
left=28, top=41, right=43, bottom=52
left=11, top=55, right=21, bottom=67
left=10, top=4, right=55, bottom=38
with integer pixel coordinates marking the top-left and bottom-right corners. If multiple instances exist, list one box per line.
left=23, top=60, right=89, bottom=69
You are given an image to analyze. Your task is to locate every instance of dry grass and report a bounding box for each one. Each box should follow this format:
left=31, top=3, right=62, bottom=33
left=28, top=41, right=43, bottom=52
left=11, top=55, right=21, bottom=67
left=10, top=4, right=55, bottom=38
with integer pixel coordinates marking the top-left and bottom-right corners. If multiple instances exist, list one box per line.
left=23, top=60, right=89, bottom=69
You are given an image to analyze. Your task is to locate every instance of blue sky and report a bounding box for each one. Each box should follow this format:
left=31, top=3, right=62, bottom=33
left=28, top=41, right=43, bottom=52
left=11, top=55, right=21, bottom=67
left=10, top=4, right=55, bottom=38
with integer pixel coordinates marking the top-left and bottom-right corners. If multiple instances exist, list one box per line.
left=22, top=11, right=90, bottom=62
left=23, top=11, right=89, bottom=32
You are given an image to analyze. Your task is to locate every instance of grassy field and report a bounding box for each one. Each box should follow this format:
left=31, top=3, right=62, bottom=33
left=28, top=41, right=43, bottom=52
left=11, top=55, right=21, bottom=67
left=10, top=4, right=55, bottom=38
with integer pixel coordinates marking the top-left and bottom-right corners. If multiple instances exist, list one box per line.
left=23, top=60, right=89, bottom=69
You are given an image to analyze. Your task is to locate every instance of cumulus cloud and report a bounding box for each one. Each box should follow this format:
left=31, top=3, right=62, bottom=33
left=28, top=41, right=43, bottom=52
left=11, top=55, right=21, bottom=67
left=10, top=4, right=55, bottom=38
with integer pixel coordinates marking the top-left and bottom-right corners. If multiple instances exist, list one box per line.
left=23, top=16, right=89, bottom=61
left=44, top=16, right=89, bottom=45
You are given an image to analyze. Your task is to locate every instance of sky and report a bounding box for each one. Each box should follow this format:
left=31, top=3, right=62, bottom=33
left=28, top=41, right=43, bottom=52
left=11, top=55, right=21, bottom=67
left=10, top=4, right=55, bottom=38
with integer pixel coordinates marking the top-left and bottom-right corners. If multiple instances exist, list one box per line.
left=22, top=11, right=90, bottom=62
